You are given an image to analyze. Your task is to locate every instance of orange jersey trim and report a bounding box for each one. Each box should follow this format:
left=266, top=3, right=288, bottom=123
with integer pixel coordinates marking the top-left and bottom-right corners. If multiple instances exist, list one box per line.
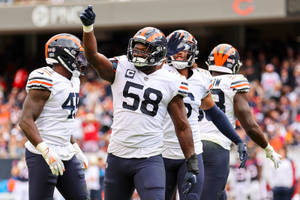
left=208, top=83, right=213, bottom=90
left=179, top=85, right=188, bottom=90
left=28, top=80, right=53, bottom=87
left=230, top=83, right=250, bottom=88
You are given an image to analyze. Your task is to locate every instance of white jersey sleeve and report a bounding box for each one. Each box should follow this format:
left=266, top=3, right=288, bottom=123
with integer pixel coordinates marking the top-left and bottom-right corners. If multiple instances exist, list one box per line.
left=108, top=57, right=188, bottom=158
left=26, top=67, right=54, bottom=93
left=199, top=74, right=250, bottom=150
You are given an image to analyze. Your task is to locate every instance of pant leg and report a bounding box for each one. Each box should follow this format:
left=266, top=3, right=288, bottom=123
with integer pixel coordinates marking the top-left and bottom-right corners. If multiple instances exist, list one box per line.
left=55, top=156, right=88, bottom=200
left=104, top=154, right=134, bottom=200
left=134, top=155, right=165, bottom=200
left=177, top=154, right=204, bottom=200
left=25, top=149, right=57, bottom=200
left=163, top=157, right=180, bottom=200
left=201, top=141, right=230, bottom=200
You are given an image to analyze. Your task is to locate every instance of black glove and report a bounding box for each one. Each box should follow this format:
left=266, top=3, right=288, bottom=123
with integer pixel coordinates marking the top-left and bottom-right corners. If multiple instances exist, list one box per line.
left=182, top=154, right=199, bottom=195
left=80, top=5, right=96, bottom=26
left=238, top=142, right=248, bottom=168
left=166, top=32, right=185, bottom=57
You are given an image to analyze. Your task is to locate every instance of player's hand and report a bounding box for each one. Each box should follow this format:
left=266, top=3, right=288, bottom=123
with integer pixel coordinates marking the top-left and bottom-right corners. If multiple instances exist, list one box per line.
left=80, top=5, right=96, bottom=26
left=264, top=144, right=281, bottom=169
left=182, top=154, right=199, bottom=195
left=73, top=143, right=88, bottom=170
left=237, top=142, right=248, bottom=168
left=36, top=142, right=65, bottom=176
left=167, top=32, right=185, bottom=57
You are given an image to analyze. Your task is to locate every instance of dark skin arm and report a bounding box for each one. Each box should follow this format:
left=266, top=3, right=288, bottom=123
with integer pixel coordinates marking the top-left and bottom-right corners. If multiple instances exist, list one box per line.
left=200, top=93, right=215, bottom=110
left=83, top=31, right=115, bottom=83
left=234, top=92, right=268, bottom=148
left=167, top=95, right=195, bottom=159
left=19, top=89, right=50, bottom=147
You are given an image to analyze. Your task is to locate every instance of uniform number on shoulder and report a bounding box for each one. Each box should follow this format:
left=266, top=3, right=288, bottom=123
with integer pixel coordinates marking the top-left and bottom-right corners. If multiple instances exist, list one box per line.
left=62, top=93, right=79, bottom=119
left=198, top=89, right=225, bottom=121
left=122, top=81, right=162, bottom=117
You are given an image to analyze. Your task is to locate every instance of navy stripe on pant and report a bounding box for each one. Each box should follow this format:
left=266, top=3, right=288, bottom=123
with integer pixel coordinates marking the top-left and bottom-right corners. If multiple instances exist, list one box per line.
left=163, top=154, right=204, bottom=200
left=201, top=140, right=230, bottom=200
left=25, top=149, right=88, bottom=200
left=104, top=153, right=165, bottom=200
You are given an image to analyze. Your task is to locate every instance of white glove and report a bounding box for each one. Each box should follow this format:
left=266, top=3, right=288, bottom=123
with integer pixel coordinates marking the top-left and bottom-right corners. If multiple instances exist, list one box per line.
left=264, top=143, right=281, bottom=169
left=36, top=142, right=65, bottom=176
left=292, top=194, right=300, bottom=200
left=73, top=143, right=88, bottom=169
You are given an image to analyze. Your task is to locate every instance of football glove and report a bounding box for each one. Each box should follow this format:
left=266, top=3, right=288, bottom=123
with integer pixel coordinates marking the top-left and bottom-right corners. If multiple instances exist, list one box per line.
left=264, top=143, right=281, bottom=169
left=166, top=32, right=185, bottom=57
left=80, top=5, right=96, bottom=32
left=73, top=143, right=88, bottom=170
left=182, top=154, right=199, bottom=195
left=36, top=142, right=65, bottom=176
left=237, top=142, right=248, bottom=168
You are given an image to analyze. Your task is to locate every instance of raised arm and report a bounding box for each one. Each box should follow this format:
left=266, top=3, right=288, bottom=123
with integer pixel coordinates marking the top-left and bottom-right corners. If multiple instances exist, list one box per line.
left=80, top=5, right=115, bottom=83
left=234, top=92, right=281, bottom=168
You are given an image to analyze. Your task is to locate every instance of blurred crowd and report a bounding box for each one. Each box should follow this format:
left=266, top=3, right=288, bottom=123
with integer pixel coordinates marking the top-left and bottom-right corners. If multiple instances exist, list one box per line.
left=0, top=41, right=300, bottom=199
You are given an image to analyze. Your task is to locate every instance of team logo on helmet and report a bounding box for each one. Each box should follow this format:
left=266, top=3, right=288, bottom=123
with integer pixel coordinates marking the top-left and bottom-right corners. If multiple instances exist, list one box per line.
left=206, top=43, right=242, bottom=74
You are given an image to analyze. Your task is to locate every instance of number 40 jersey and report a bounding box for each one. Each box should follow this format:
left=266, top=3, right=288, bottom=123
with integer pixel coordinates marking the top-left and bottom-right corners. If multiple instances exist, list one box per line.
left=199, top=74, right=250, bottom=150
left=24, top=66, right=80, bottom=160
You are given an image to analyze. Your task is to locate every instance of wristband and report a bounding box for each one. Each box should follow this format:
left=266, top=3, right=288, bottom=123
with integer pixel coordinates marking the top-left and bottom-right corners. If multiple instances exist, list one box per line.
left=83, top=25, right=94, bottom=33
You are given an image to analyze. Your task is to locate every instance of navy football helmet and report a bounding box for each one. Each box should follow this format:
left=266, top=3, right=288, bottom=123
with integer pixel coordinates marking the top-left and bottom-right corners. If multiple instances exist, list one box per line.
left=45, top=33, right=88, bottom=75
left=167, top=30, right=198, bottom=69
left=206, top=43, right=242, bottom=74
left=127, top=27, right=167, bottom=68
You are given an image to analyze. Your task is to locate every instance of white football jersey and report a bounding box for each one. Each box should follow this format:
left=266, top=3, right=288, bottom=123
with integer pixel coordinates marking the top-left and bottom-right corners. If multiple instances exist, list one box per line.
left=24, top=66, right=80, bottom=160
left=108, top=55, right=189, bottom=158
left=163, top=66, right=213, bottom=159
left=199, top=74, right=250, bottom=150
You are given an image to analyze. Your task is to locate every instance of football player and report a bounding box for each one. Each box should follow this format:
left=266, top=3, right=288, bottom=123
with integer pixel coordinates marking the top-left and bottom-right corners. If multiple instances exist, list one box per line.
left=19, top=33, right=89, bottom=200
left=163, top=30, right=248, bottom=200
left=80, top=6, right=199, bottom=200
left=199, top=43, right=281, bottom=200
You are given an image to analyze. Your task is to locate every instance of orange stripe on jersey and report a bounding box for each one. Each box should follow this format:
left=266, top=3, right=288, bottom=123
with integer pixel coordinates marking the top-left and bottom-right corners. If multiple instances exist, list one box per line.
left=208, top=83, right=213, bottom=90
left=230, top=83, right=250, bottom=88
left=147, top=32, right=163, bottom=42
left=28, top=80, right=53, bottom=87
left=180, top=85, right=188, bottom=90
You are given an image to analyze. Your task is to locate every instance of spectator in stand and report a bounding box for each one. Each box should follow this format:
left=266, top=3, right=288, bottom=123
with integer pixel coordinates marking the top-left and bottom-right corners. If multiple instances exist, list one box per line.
left=82, top=113, right=100, bottom=152
left=261, top=63, right=282, bottom=100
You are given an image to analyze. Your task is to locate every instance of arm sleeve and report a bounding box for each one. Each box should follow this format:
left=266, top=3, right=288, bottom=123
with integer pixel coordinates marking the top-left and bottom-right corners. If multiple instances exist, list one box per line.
left=204, top=104, right=243, bottom=145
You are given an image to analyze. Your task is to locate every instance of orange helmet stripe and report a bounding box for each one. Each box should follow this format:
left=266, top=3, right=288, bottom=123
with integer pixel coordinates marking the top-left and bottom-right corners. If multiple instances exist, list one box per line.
left=45, top=35, right=84, bottom=59
left=213, top=44, right=235, bottom=66
left=146, top=32, right=164, bottom=42
left=138, top=27, right=151, bottom=37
